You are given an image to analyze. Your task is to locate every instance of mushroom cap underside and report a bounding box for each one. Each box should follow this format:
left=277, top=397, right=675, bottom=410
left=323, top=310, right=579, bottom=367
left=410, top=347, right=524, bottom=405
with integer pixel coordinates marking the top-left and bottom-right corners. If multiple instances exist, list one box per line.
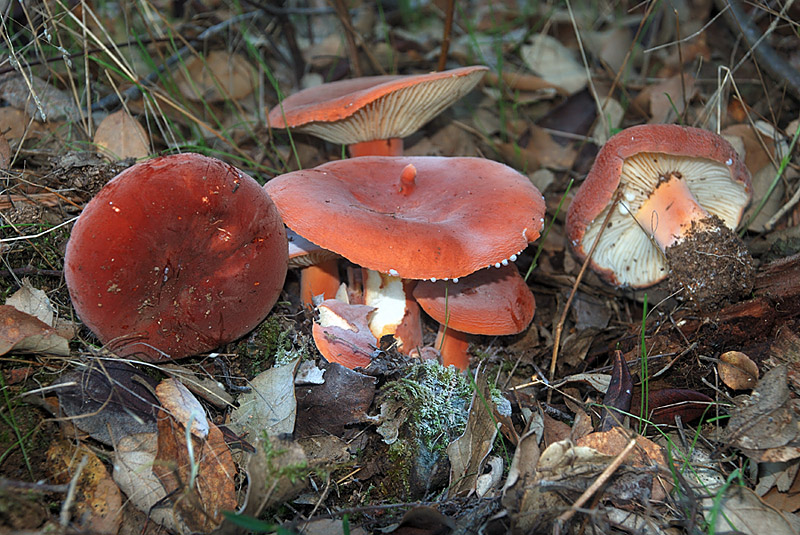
left=267, top=66, right=488, bottom=144
left=264, top=156, right=546, bottom=281
left=566, top=125, right=752, bottom=288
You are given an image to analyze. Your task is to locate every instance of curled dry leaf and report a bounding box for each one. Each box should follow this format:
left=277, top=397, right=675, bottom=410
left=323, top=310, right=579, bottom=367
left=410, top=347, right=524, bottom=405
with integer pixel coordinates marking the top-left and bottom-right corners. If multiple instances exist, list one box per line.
left=647, top=388, right=714, bottom=425
left=176, top=51, right=255, bottom=103
left=719, top=351, right=760, bottom=390
left=229, top=359, right=299, bottom=438
left=155, top=378, right=208, bottom=439
left=0, top=305, right=69, bottom=356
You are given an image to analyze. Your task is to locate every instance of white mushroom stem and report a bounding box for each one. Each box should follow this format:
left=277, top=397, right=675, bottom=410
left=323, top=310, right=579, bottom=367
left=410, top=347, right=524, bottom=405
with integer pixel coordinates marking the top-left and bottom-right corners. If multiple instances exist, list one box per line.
left=635, top=173, right=712, bottom=250
left=398, top=163, right=417, bottom=196
left=363, top=269, right=422, bottom=354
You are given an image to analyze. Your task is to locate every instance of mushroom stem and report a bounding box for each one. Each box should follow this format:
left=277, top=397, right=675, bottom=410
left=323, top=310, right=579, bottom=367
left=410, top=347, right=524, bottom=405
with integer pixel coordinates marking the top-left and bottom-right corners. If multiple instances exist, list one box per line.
left=398, top=164, right=417, bottom=195
left=300, top=259, right=341, bottom=309
left=634, top=173, right=711, bottom=250
left=435, top=324, right=470, bottom=370
left=348, top=138, right=403, bottom=157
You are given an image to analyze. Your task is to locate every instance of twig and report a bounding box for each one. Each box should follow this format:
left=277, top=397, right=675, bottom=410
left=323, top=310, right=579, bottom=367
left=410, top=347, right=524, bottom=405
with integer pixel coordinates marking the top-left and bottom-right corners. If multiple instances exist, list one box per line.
left=1, top=265, right=63, bottom=277
left=716, top=0, right=800, bottom=101
left=333, top=0, right=362, bottom=77
left=437, top=0, right=455, bottom=71
left=0, top=216, right=78, bottom=243
left=554, top=437, right=637, bottom=530
left=60, top=454, right=89, bottom=527
left=548, top=190, right=621, bottom=396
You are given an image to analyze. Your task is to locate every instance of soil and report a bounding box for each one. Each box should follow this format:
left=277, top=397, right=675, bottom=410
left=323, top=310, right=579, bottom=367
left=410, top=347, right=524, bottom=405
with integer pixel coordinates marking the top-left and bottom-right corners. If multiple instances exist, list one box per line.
left=666, top=215, right=755, bottom=308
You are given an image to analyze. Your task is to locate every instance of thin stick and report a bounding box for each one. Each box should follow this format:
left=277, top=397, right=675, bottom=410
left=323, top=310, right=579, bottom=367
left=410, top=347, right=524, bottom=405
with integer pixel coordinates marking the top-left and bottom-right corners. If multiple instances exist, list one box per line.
left=437, top=0, right=455, bottom=72
left=60, top=454, right=89, bottom=527
left=548, top=190, right=621, bottom=393
left=555, top=437, right=637, bottom=528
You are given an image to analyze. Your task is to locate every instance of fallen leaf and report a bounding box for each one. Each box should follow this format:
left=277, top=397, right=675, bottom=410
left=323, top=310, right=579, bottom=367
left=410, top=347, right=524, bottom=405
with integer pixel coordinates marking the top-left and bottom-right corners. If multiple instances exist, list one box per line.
left=54, top=361, right=159, bottom=445
left=647, top=388, right=714, bottom=425
left=6, top=278, right=56, bottom=326
left=521, top=34, right=587, bottom=94
left=112, top=432, right=189, bottom=534
left=0, top=72, right=81, bottom=122
left=47, top=440, right=123, bottom=535
left=719, top=350, right=760, bottom=390
left=229, top=359, right=299, bottom=438
left=176, top=51, right=255, bottom=103
left=703, top=485, right=799, bottom=535
left=599, top=350, right=633, bottom=431
left=93, top=110, right=149, bottom=160
left=294, top=362, right=376, bottom=438
left=447, top=368, right=499, bottom=497
left=0, top=305, right=69, bottom=356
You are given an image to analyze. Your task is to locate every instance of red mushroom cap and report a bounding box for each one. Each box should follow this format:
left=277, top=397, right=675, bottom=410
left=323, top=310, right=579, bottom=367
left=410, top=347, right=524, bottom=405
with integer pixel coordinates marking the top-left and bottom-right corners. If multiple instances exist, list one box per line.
left=267, top=66, right=488, bottom=146
left=413, top=264, right=535, bottom=335
left=566, top=124, right=752, bottom=288
left=312, top=299, right=377, bottom=369
left=65, top=153, right=288, bottom=361
left=264, top=156, right=546, bottom=281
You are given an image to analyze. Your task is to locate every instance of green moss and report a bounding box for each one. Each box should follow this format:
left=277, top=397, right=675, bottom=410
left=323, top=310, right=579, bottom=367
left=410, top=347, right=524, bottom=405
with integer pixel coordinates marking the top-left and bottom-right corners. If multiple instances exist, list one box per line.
left=240, top=315, right=312, bottom=375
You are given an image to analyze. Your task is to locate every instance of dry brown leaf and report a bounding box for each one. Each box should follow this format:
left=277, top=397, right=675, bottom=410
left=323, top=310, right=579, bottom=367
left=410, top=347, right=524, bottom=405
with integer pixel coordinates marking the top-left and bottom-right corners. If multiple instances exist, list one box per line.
left=0, top=73, right=81, bottom=122
left=719, top=351, right=760, bottom=390
left=704, top=485, right=800, bottom=535
left=93, top=110, right=149, bottom=160
left=47, top=440, right=123, bottom=535
left=520, top=34, right=587, bottom=94
left=229, top=359, right=299, bottom=438
left=153, top=406, right=237, bottom=533
left=176, top=51, right=255, bottom=103
left=155, top=378, right=209, bottom=439
left=0, top=305, right=69, bottom=356
left=634, top=74, right=697, bottom=123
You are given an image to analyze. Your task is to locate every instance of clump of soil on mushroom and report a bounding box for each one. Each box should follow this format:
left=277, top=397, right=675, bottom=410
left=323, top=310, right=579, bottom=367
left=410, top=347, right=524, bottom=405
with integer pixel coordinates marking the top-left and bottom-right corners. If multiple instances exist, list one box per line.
left=666, top=215, right=755, bottom=308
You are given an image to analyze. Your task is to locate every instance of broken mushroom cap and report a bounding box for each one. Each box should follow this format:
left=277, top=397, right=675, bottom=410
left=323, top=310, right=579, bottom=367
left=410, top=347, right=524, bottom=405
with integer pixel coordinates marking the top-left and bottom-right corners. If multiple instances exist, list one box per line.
left=413, top=265, right=535, bottom=369
left=267, top=66, right=488, bottom=156
left=264, top=156, right=546, bottom=281
left=566, top=124, right=752, bottom=294
left=312, top=299, right=377, bottom=369
left=65, top=153, right=288, bottom=361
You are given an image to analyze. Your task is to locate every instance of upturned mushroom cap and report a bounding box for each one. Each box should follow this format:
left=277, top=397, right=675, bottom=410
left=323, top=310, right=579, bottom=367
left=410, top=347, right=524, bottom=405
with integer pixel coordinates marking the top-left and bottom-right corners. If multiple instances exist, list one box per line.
left=65, top=154, right=288, bottom=361
left=566, top=124, right=752, bottom=288
left=413, top=264, right=535, bottom=336
left=312, top=299, right=377, bottom=369
left=267, top=66, right=488, bottom=146
left=264, top=156, right=546, bottom=281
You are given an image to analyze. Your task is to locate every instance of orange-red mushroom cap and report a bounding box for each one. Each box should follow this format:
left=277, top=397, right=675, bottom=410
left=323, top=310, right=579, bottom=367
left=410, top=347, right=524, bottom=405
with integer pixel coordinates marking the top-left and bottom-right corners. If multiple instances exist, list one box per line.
left=267, top=66, right=488, bottom=146
left=65, top=153, right=288, bottom=361
left=413, top=264, right=535, bottom=335
left=264, top=156, right=546, bottom=281
left=566, top=124, right=752, bottom=288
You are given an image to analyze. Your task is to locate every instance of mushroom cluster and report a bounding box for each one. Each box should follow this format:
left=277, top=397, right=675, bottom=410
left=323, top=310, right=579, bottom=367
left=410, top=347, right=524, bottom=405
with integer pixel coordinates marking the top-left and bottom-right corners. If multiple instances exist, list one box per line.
left=566, top=124, right=754, bottom=307
left=65, top=153, right=288, bottom=361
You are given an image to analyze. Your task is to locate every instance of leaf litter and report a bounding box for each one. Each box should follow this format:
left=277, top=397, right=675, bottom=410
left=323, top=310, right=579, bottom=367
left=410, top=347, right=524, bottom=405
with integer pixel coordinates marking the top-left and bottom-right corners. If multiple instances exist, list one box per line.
left=1, top=1, right=800, bottom=534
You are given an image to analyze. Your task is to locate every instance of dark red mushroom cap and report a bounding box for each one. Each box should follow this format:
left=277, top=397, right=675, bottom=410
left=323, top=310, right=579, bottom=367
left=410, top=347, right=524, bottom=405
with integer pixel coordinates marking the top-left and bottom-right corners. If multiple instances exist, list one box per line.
left=65, top=153, right=287, bottom=361
left=264, top=156, right=546, bottom=281
left=413, top=264, right=535, bottom=335
left=267, top=66, right=488, bottom=146
left=566, top=124, right=752, bottom=288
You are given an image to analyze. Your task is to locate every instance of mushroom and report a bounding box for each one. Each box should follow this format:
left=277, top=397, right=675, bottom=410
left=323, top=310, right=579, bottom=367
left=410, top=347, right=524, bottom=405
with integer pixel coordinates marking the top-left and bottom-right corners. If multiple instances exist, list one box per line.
left=264, top=156, right=546, bottom=365
left=312, top=299, right=377, bottom=369
left=287, top=229, right=341, bottom=308
left=268, top=66, right=488, bottom=156
left=566, top=124, right=754, bottom=306
left=413, top=264, right=535, bottom=369
left=65, top=153, right=288, bottom=361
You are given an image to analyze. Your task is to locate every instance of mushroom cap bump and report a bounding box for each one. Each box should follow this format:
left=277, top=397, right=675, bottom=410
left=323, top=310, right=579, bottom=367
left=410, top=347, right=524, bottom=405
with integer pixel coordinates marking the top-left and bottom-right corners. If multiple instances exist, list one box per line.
left=264, top=156, right=546, bottom=281
left=566, top=124, right=752, bottom=289
left=65, top=153, right=288, bottom=361
left=267, top=66, right=488, bottom=146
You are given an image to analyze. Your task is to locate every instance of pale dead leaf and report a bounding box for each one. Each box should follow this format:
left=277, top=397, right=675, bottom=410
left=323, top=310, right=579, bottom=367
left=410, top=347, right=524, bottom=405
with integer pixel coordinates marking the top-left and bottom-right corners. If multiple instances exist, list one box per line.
left=155, top=378, right=209, bottom=439
left=640, top=74, right=697, bottom=124
left=521, top=34, right=587, bottom=94
left=93, top=110, right=149, bottom=161
left=176, top=51, right=255, bottom=103
left=0, top=107, right=56, bottom=141
left=229, top=359, right=299, bottom=437
left=113, top=433, right=189, bottom=534
left=703, top=485, right=799, bottom=535
left=0, top=73, right=81, bottom=122
left=6, top=278, right=55, bottom=326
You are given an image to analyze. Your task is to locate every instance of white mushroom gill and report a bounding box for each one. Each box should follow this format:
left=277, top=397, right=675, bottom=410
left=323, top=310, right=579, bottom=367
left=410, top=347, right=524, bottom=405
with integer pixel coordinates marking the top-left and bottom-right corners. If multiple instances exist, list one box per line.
left=580, top=152, right=749, bottom=288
